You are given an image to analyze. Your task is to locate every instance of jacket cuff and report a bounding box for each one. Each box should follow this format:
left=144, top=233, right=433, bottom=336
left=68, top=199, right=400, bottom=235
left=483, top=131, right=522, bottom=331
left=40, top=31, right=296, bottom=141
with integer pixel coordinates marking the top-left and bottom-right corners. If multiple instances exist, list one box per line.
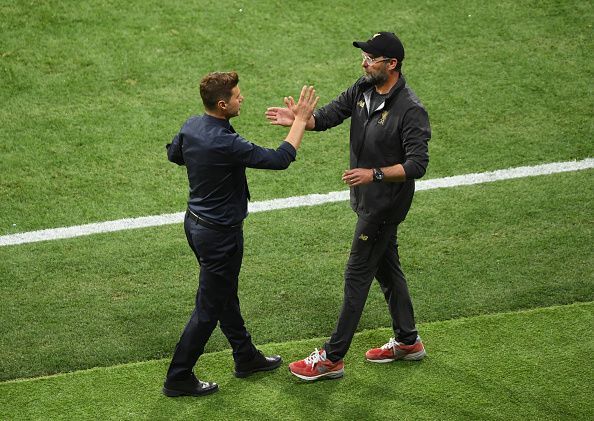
left=402, top=160, right=425, bottom=180
left=311, top=111, right=323, bottom=131
left=279, top=141, right=297, bottom=161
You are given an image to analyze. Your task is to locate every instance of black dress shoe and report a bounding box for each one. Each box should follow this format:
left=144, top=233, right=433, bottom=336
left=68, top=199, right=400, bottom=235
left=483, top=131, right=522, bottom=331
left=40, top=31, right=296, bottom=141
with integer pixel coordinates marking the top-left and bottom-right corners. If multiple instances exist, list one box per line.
left=162, top=373, right=218, bottom=397
left=234, top=351, right=282, bottom=378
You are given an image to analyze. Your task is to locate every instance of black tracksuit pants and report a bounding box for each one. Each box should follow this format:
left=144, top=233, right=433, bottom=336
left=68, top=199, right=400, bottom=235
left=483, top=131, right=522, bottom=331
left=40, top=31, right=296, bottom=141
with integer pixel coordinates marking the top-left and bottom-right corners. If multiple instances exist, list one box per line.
left=166, top=215, right=257, bottom=381
left=324, top=216, right=418, bottom=362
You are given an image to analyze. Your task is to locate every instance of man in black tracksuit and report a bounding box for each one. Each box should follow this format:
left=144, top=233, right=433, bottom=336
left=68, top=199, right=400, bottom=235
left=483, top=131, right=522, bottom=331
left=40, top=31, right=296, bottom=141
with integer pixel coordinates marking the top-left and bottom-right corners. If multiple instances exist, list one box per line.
left=266, top=32, right=431, bottom=381
left=164, top=72, right=318, bottom=395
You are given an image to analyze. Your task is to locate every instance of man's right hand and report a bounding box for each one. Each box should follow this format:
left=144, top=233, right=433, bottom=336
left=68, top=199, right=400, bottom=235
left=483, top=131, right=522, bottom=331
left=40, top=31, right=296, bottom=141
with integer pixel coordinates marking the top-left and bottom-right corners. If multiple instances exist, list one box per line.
left=289, top=85, right=319, bottom=123
left=266, top=85, right=317, bottom=130
left=265, top=106, right=295, bottom=127
left=278, top=86, right=319, bottom=151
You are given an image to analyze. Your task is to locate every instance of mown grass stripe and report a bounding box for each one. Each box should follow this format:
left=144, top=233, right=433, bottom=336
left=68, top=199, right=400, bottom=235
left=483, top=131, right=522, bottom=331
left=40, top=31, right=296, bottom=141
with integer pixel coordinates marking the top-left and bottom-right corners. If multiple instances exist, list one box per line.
left=1, top=302, right=591, bottom=420
left=1, top=158, right=592, bottom=247
left=0, top=301, right=585, bottom=385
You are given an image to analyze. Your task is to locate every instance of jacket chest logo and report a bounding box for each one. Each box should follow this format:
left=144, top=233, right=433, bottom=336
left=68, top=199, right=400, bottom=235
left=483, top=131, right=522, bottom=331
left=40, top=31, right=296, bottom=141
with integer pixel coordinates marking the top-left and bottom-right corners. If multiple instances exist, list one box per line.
left=358, top=100, right=365, bottom=109
left=378, top=111, right=389, bottom=125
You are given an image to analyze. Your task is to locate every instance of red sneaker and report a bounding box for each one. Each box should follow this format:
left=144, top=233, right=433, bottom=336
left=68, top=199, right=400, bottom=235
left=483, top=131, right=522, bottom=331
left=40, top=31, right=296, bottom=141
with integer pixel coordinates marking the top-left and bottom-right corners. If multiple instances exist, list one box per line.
left=288, top=349, right=344, bottom=381
left=366, top=336, right=426, bottom=363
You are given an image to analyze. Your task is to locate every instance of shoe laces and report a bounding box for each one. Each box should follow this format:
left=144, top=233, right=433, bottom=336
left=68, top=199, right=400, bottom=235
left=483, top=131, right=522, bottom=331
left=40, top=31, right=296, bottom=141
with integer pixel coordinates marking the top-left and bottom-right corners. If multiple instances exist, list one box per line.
left=304, top=348, right=326, bottom=367
left=381, top=336, right=421, bottom=350
left=381, top=337, right=400, bottom=350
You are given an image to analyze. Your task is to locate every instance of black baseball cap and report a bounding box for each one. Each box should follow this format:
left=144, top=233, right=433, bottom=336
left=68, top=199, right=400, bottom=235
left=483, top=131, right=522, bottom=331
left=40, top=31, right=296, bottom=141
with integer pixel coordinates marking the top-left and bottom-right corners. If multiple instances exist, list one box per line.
left=353, top=31, right=405, bottom=61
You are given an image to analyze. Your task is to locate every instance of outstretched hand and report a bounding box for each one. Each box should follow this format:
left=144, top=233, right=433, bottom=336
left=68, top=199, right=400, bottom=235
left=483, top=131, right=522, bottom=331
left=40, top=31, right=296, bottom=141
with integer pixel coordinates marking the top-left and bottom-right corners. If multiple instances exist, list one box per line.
left=289, top=85, right=319, bottom=122
left=265, top=85, right=318, bottom=127
left=265, top=106, right=294, bottom=127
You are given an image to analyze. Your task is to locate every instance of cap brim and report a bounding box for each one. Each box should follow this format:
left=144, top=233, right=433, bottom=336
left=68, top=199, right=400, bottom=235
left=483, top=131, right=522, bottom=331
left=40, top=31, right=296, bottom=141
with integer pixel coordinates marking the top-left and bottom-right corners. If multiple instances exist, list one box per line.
left=353, top=41, right=381, bottom=56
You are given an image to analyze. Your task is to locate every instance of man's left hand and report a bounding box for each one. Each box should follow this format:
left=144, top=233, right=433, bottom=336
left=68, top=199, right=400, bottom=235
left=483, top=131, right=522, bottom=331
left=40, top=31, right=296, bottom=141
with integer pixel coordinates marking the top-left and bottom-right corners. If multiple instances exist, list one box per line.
left=342, top=168, right=373, bottom=187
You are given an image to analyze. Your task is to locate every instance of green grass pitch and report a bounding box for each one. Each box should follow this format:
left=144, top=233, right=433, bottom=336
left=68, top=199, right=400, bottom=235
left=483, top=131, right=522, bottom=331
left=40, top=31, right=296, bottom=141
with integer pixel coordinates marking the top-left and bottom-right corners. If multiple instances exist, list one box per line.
left=0, top=0, right=592, bottom=419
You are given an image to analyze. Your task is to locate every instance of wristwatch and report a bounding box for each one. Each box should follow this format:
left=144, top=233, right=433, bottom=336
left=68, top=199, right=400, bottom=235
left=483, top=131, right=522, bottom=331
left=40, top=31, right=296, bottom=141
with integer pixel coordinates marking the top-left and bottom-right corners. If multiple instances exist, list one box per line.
left=372, top=168, right=384, bottom=182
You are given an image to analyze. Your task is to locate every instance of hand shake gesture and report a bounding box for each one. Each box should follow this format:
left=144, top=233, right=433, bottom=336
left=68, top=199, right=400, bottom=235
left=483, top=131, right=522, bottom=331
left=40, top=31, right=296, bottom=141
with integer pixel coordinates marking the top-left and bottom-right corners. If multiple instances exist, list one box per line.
left=277, top=85, right=319, bottom=151
left=266, top=85, right=318, bottom=128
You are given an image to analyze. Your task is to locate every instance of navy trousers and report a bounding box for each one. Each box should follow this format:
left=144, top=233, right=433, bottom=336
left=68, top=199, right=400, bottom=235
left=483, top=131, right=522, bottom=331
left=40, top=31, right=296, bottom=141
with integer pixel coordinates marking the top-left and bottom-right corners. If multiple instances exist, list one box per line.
left=166, top=215, right=257, bottom=381
left=324, top=217, right=418, bottom=361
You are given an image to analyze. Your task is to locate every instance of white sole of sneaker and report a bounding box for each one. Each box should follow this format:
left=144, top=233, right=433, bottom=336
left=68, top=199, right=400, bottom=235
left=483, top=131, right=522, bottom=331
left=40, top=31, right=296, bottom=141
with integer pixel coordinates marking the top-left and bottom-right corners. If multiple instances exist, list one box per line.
left=366, top=358, right=395, bottom=363
left=366, top=349, right=427, bottom=363
left=290, top=368, right=344, bottom=381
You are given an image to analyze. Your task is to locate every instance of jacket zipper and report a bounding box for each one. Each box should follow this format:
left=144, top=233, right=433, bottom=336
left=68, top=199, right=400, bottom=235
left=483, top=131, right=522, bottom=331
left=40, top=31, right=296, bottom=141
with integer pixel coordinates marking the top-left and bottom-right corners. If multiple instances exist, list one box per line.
left=354, top=112, right=373, bottom=208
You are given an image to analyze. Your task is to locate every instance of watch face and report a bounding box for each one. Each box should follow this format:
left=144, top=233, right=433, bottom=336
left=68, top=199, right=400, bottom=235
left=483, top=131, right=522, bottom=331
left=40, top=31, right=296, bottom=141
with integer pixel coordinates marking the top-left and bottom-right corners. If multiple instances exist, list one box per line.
left=374, top=169, right=383, bottom=181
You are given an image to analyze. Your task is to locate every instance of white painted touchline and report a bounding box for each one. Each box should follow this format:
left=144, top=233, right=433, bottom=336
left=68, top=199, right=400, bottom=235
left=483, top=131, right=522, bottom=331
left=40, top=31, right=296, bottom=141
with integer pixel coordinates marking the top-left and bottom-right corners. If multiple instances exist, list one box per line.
left=1, top=158, right=592, bottom=247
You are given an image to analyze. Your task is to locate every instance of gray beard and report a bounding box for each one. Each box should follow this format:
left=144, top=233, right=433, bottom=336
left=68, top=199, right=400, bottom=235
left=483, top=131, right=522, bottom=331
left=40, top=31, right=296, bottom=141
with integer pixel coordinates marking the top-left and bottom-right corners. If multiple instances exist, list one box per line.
left=363, top=71, right=389, bottom=86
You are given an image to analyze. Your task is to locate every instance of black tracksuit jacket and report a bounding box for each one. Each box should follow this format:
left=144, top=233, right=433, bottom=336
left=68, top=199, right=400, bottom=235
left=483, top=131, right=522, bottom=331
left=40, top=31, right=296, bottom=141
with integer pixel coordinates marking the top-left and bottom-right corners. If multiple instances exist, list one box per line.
left=313, top=75, right=431, bottom=224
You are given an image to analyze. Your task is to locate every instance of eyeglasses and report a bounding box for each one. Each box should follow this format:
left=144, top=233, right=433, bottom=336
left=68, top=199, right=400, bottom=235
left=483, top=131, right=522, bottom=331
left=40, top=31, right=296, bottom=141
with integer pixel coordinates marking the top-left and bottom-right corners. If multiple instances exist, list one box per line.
left=361, top=53, right=392, bottom=65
